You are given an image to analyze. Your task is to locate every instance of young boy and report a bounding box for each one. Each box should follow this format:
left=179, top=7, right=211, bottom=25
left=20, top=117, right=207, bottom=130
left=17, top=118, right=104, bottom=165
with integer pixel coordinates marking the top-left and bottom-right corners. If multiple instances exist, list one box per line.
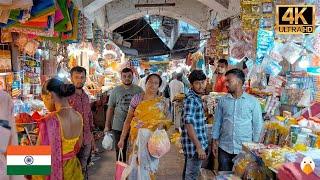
left=182, top=70, right=208, bottom=180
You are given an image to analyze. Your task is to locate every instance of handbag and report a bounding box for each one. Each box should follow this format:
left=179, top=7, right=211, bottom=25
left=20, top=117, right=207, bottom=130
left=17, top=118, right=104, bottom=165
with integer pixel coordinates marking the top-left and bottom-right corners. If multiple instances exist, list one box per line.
left=115, top=149, right=129, bottom=180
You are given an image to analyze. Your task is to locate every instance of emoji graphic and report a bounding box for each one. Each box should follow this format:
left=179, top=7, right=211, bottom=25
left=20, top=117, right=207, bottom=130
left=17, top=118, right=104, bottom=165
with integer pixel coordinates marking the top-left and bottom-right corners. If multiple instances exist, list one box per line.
left=300, top=157, right=315, bottom=175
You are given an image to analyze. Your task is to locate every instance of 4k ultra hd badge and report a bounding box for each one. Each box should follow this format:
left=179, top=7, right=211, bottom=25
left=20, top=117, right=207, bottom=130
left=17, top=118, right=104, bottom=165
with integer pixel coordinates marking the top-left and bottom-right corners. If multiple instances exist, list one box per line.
left=276, top=5, right=315, bottom=34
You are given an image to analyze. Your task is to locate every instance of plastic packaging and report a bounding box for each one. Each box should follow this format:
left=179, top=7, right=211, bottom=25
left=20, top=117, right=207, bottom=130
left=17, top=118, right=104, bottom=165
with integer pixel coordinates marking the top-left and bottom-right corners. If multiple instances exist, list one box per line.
left=102, top=132, right=113, bottom=150
left=262, top=55, right=282, bottom=76
left=256, top=29, right=274, bottom=64
left=147, top=129, right=170, bottom=158
left=281, top=42, right=303, bottom=64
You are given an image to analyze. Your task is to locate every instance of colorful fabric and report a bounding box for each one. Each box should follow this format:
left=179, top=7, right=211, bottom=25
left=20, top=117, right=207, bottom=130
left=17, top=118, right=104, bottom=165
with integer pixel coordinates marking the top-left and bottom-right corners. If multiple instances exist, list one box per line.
left=129, top=96, right=170, bottom=142
left=69, top=90, right=94, bottom=145
left=128, top=129, right=158, bottom=180
left=34, top=112, right=83, bottom=180
left=181, top=90, right=208, bottom=158
left=30, top=0, right=55, bottom=18
left=56, top=113, right=81, bottom=155
left=62, top=157, right=83, bottom=180
left=277, top=162, right=319, bottom=180
left=55, top=0, right=72, bottom=32
left=212, top=93, right=263, bottom=154
left=36, top=113, right=63, bottom=180
left=128, top=95, right=171, bottom=180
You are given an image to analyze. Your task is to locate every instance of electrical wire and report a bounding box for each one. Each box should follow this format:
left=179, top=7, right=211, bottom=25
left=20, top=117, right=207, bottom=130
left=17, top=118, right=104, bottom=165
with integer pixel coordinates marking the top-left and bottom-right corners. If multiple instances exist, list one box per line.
left=123, top=23, right=149, bottom=40
left=116, top=19, right=142, bottom=34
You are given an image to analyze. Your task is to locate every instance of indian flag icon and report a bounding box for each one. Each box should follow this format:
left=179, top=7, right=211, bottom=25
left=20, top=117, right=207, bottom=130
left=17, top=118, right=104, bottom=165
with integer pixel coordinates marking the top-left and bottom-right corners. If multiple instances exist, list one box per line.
left=7, top=146, right=51, bottom=175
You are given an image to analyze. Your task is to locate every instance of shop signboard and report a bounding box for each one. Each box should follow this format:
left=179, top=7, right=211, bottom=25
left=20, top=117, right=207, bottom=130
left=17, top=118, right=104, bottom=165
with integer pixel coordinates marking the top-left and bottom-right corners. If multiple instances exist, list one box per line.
left=276, top=5, right=315, bottom=34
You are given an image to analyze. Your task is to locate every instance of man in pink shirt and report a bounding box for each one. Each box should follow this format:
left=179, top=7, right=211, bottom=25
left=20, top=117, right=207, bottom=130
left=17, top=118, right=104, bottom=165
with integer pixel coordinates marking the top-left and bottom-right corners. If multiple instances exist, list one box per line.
left=68, top=66, right=94, bottom=180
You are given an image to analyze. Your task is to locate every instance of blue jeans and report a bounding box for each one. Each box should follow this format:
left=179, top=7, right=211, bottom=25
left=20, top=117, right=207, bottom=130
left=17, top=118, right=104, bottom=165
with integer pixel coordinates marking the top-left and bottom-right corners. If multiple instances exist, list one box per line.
left=218, top=148, right=237, bottom=171
left=183, top=155, right=203, bottom=180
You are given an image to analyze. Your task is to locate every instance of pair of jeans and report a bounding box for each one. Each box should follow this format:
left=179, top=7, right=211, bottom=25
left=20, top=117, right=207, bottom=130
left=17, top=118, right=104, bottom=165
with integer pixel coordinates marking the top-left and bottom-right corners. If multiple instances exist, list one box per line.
left=113, top=130, right=128, bottom=162
left=183, top=155, right=203, bottom=180
left=218, top=148, right=237, bottom=171
left=77, top=143, right=92, bottom=180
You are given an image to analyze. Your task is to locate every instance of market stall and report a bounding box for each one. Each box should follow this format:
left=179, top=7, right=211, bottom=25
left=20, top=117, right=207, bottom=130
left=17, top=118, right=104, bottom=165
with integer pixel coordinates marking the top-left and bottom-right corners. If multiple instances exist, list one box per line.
left=0, top=0, right=128, bottom=146
left=199, top=0, right=320, bottom=179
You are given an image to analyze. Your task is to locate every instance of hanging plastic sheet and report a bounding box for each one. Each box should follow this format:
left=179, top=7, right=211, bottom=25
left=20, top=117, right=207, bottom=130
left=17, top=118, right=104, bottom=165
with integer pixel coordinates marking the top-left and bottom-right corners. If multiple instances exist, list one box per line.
left=280, top=42, right=303, bottom=64
left=269, top=41, right=284, bottom=62
left=256, top=29, right=274, bottom=64
left=262, top=55, right=282, bottom=77
left=228, top=56, right=244, bottom=66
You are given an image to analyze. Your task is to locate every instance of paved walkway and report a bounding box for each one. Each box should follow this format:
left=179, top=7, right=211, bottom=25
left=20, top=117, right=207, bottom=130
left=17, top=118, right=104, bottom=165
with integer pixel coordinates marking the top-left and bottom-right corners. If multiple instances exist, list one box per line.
left=88, top=138, right=185, bottom=180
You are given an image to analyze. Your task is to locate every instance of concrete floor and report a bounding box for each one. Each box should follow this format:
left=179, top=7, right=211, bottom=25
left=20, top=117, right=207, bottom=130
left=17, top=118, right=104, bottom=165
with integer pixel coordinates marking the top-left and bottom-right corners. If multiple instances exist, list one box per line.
left=88, top=139, right=185, bottom=180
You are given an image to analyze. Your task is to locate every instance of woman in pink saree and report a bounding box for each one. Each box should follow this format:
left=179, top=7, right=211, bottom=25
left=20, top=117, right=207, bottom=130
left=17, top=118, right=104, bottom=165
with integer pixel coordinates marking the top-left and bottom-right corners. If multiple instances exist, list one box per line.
left=0, top=90, right=25, bottom=180
left=33, top=78, right=83, bottom=180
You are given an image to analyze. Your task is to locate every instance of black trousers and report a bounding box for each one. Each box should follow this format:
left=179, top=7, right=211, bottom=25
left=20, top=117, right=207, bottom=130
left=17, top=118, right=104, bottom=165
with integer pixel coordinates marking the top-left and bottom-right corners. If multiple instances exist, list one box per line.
left=113, top=130, right=129, bottom=162
left=218, top=148, right=237, bottom=171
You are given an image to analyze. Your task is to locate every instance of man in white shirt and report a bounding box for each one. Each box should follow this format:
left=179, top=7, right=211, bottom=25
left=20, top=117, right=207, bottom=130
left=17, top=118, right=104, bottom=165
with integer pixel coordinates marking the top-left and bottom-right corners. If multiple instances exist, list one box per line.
left=139, top=69, right=150, bottom=90
left=169, top=73, right=184, bottom=102
left=158, top=70, right=167, bottom=95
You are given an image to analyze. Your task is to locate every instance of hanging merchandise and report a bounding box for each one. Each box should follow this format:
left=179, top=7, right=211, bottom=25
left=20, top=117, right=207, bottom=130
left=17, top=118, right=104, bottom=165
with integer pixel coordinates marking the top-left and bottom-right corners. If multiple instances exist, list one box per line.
left=21, top=54, right=41, bottom=85
left=0, top=44, right=11, bottom=73
left=280, top=42, right=303, bottom=65
left=55, top=0, right=72, bottom=32
left=103, top=40, right=124, bottom=63
left=11, top=73, right=21, bottom=98
left=262, top=55, right=282, bottom=77
left=269, top=41, right=284, bottom=63
left=240, top=0, right=273, bottom=31
left=14, top=34, right=28, bottom=52
left=85, top=20, right=93, bottom=40
left=0, top=0, right=33, bottom=11
left=62, top=7, right=80, bottom=42
left=0, top=29, right=12, bottom=43
left=256, top=29, right=274, bottom=64
left=229, top=18, right=256, bottom=62
left=24, top=40, right=39, bottom=56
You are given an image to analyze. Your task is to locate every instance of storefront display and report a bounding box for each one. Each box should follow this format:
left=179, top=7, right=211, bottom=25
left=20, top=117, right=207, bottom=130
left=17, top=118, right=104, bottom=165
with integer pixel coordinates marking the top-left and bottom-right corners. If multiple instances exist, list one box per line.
left=0, top=0, right=319, bottom=179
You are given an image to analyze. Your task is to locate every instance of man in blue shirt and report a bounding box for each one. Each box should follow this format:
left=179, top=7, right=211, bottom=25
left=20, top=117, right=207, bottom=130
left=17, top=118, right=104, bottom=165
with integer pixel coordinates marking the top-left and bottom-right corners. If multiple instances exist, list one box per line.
left=212, top=68, right=263, bottom=171
left=182, top=70, right=208, bottom=180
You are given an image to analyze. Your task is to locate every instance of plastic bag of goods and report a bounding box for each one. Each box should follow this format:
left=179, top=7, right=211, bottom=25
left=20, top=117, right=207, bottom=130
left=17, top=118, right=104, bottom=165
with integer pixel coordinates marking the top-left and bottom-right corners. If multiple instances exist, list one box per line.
left=199, top=168, right=215, bottom=180
left=102, top=132, right=113, bottom=150
left=148, top=129, right=170, bottom=158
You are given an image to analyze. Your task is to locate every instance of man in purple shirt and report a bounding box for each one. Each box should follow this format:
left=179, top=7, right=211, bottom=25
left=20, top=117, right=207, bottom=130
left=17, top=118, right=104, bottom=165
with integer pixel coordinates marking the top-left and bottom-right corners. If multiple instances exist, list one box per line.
left=68, top=66, right=94, bottom=180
